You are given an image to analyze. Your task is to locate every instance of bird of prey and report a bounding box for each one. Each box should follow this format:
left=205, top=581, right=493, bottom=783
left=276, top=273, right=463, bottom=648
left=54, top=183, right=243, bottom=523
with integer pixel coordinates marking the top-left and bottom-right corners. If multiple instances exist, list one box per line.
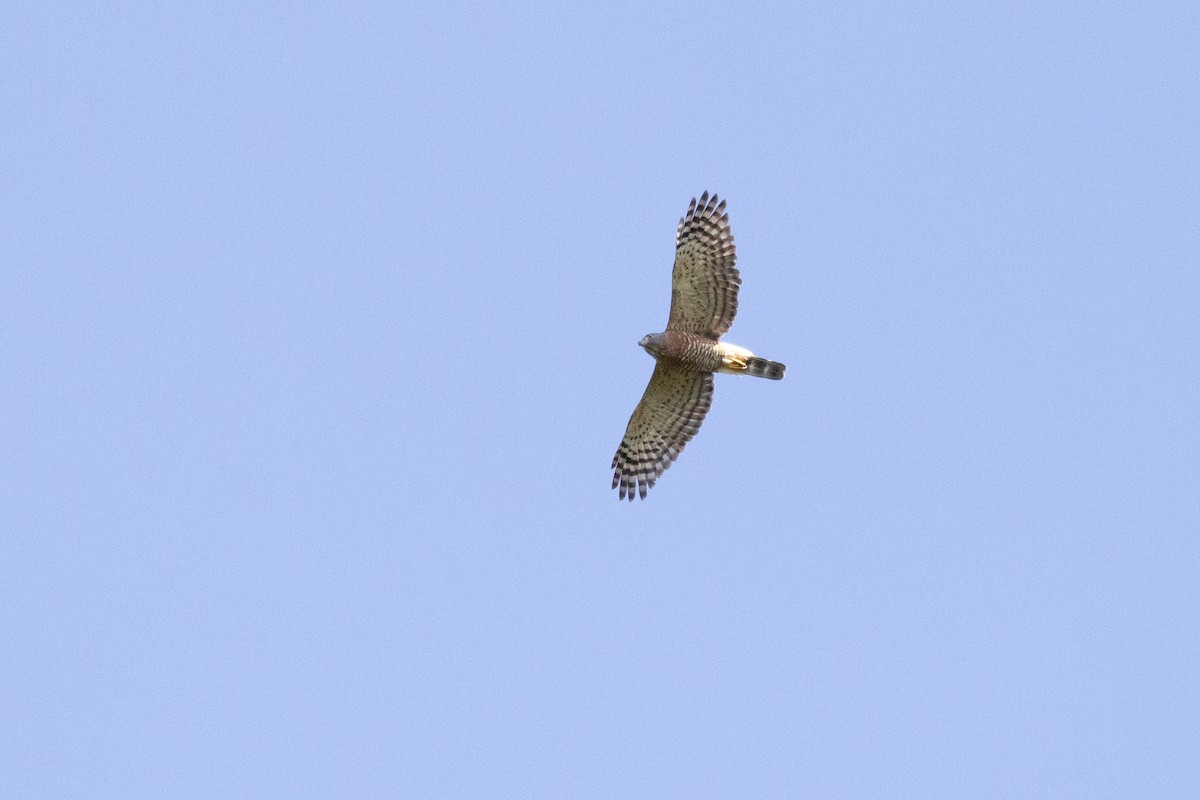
left=612, top=192, right=785, bottom=500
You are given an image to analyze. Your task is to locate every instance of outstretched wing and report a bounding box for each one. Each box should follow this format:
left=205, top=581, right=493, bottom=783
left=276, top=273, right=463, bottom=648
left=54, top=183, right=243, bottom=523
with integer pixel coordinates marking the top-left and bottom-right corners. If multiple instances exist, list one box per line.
left=612, top=365, right=714, bottom=500
left=667, top=192, right=740, bottom=338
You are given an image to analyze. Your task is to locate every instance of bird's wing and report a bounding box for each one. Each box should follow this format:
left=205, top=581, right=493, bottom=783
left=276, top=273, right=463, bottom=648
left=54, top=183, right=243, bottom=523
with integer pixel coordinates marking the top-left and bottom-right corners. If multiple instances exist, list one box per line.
left=612, top=365, right=714, bottom=500
left=667, top=192, right=740, bottom=338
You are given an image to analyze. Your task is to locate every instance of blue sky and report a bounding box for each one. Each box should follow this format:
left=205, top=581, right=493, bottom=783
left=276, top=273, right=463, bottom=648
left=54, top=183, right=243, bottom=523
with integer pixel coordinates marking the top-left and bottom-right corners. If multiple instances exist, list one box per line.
left=3, top=2, right=1198, bottom=797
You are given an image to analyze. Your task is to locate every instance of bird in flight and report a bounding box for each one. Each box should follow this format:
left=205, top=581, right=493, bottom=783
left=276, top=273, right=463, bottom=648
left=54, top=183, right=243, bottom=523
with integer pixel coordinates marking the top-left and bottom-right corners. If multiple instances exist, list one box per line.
left=612, top=192, right=785, bottom=500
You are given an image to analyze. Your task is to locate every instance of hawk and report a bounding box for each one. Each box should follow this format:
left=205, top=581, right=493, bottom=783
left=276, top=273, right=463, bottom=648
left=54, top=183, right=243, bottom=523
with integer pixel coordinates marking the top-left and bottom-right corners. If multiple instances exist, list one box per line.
left=612, top=192, right=786, bottom=500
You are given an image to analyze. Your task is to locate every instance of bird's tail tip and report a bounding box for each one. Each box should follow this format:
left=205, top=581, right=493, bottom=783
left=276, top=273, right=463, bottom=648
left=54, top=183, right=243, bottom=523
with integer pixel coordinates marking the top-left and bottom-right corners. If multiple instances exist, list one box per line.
left=745, top=357, right=786, bottom=380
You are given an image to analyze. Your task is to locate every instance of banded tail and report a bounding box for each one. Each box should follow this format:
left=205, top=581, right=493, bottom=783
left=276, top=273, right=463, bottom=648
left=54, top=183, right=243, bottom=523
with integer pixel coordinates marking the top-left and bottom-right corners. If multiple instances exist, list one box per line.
left=745, top=356, right=786, bottom=380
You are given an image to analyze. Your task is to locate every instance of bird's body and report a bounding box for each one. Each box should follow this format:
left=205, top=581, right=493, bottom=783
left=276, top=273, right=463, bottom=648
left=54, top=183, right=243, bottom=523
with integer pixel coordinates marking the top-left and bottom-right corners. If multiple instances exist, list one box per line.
left=612, top=192, right=785, bottom=500
left=642, top=330, right=724, bottom=372
left=639, top=331, right=785, bottom=379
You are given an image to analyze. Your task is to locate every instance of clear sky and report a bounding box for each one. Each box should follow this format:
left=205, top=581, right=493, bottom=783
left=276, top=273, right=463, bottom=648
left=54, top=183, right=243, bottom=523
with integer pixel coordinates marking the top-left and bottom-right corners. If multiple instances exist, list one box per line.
left=3, top=2, right=1198, bottom=797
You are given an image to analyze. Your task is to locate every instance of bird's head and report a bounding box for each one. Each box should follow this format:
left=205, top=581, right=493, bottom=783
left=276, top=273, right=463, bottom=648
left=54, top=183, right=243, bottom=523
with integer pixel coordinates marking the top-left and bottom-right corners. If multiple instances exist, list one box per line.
left=639, top=332, right=666, bottom=356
